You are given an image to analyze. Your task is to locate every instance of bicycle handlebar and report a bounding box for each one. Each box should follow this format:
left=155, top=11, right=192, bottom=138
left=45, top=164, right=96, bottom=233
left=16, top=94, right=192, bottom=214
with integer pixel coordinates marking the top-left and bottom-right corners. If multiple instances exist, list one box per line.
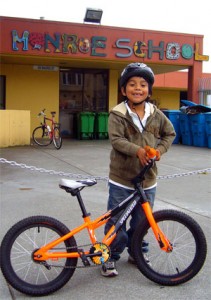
left=38, top=109, right=46, bottom=117
left=37, top=109, right=56, bottom=118
left=132, top=159, right=155, bottom=185
left=144, top=146, right=158, bottom=159
left=132, top=146, right=158, bottom=186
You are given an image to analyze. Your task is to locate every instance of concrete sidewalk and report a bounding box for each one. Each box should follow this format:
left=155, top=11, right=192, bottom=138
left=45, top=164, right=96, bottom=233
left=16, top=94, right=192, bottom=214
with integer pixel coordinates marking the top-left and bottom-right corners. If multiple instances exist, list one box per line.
left=0, top=140, right=211, bottom=300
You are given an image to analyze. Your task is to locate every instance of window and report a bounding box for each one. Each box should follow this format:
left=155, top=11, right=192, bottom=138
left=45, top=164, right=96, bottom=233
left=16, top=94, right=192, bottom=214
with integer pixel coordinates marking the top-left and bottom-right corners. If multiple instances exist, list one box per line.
left=59, top=69, right=108, bottom=112
left=62, top=72, right=83, bottom=86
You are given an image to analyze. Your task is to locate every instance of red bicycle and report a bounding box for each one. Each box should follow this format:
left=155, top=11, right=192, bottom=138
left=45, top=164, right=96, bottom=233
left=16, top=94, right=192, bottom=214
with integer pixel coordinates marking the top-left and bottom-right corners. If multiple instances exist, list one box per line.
left=32, top=109, right=62, bottom=149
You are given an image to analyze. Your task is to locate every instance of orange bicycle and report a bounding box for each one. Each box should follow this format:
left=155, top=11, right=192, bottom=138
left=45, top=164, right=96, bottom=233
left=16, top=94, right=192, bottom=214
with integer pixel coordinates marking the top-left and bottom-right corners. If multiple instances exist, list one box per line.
left=32, top=109, right=62, bottom=149
left=0, top=147, right=207, bottom=296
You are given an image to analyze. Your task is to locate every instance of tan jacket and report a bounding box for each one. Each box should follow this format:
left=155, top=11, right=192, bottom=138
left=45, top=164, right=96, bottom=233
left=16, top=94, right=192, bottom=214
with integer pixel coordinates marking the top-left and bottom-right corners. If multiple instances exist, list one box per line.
left=108, top=101, right=176, bottom=188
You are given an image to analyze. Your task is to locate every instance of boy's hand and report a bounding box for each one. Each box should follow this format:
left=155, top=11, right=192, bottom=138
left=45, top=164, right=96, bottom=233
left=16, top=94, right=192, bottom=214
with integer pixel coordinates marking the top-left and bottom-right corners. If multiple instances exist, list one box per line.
left=155, top=149, right=161, bottom=161
left=136, top=147, right=150, bottom=166
left=144, top=145, right=161, bottom=161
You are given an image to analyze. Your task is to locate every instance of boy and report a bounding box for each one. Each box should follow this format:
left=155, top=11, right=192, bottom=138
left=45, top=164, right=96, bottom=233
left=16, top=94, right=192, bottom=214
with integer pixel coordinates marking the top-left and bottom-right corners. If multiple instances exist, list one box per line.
left=101, top=62, right=176, bottom=277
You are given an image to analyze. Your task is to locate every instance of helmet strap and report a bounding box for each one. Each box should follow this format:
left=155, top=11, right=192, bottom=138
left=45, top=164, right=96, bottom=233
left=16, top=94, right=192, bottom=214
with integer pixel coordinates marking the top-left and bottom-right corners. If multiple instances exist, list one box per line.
left=132, top=99, right=146, bottom=106
left=132, top=105, right=146, bottom=131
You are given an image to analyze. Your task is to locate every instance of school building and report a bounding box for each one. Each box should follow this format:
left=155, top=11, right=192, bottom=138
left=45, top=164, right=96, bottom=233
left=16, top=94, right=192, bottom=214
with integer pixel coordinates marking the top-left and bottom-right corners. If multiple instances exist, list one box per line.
left=0, top=16, right=210, bottom=146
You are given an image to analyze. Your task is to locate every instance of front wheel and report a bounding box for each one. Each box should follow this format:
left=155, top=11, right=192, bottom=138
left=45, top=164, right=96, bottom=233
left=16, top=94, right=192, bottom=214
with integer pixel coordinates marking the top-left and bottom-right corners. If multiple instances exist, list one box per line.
left=32, top=126, right=52, bottom=146
left=0, top=216, right=78, bottom=296
left=132, top=209, right=207, bottom=286
left=53, top=127, right=62, bottom=149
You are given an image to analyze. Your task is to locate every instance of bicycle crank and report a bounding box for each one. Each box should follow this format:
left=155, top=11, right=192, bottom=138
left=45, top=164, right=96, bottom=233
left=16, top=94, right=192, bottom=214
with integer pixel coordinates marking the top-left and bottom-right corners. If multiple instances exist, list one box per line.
left=89, top=243, right=110, bottom=265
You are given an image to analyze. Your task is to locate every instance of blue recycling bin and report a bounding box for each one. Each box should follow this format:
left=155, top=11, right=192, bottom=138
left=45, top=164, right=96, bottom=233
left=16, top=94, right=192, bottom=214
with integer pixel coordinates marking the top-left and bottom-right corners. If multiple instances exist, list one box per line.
left=162, top=110, right=181, bottom=144
left=189, top=114, right=207, bottom=147
left=179, top=114, right=192, bottom=146
left=204, top=112, right=211, bottom=149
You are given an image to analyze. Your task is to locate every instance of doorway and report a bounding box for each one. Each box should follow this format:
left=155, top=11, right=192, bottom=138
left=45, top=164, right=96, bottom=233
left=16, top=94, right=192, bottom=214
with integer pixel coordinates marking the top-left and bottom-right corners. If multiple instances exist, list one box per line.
left=0, top=76, right=6, bottom=109
left=59, top=68, right=108, bottom=138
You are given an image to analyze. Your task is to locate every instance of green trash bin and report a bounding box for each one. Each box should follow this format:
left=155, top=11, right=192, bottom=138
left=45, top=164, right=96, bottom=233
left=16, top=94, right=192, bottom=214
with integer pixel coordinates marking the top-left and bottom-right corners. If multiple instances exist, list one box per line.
left=77, top=112, right=95, bottom=140
left=95, top=112, right=109, bottom=139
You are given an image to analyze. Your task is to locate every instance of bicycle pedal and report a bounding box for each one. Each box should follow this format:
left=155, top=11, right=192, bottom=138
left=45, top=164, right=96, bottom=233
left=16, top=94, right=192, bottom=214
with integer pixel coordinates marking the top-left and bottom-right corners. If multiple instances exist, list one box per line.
left=79, top=251, right=90, bottom=266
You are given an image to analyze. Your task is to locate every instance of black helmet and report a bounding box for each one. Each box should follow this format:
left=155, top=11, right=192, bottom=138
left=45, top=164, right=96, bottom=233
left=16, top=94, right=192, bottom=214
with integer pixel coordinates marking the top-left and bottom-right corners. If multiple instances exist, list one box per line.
left=120, top=63, right=154, bottom=88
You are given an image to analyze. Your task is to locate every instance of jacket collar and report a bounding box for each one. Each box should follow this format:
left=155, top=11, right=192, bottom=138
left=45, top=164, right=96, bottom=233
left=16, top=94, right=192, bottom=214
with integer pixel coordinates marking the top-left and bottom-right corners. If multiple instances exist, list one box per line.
left=112, top=101, right=155, bottom=116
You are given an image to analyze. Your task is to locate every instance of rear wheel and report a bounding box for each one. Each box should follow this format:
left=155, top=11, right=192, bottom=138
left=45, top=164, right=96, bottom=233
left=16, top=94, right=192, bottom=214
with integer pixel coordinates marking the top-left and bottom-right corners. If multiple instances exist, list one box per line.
left=53, top=127, right=62, bottom=149
left=0, top=216, right=78, bottom=296
left=32, top=126, right=52, bottom=146
left=132, top=209, right=207, bottom=286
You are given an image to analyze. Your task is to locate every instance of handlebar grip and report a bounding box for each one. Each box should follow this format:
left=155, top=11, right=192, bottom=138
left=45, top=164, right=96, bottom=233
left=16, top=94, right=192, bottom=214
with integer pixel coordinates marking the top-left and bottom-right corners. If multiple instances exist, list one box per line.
left=38, top=109, right=46, bottom=117
left=144, top=146, right=158, bottom=159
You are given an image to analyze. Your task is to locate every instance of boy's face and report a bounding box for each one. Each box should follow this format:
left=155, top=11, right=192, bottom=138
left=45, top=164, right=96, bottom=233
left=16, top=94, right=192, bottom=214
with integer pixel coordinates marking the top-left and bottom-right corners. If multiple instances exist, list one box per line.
left=121, top=76, right=150, bottom=104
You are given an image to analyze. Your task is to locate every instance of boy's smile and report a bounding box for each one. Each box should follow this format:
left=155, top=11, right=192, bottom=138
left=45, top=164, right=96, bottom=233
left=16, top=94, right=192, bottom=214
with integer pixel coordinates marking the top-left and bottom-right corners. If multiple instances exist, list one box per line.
left=121, top=76, right=150, bottom=104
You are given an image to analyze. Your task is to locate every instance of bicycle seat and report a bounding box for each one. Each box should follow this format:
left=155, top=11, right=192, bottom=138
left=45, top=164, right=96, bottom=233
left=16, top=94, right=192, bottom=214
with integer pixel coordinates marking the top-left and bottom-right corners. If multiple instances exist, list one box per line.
left=59, top=178, right=97, bottom=192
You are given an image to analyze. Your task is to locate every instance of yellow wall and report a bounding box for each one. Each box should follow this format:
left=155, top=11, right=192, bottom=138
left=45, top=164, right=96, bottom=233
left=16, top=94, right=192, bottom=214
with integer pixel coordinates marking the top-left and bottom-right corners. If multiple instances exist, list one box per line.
left=107, top=71, right=181, bottom=111
left=1, top=64, right=59, bottom=134
left=152, top=89, right=181, bottom=110
left=0, top=64, right=181, bottom=147
left=0, top=110, right=30, bottom=147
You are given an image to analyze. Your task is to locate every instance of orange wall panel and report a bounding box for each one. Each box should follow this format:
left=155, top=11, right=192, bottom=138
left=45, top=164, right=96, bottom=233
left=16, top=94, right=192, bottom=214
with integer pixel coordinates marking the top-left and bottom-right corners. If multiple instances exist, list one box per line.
left=0, top=16, right=205, bottom=69
left=155, top=72, right=188, bottom=89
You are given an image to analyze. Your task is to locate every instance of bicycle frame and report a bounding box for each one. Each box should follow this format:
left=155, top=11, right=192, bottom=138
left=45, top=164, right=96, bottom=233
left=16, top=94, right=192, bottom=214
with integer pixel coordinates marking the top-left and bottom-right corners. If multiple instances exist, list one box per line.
left=40, top=110, right=57, bottom=139
left=33, top=109, right=62, bottom=149
left=34, top=160, right=172, bottom=263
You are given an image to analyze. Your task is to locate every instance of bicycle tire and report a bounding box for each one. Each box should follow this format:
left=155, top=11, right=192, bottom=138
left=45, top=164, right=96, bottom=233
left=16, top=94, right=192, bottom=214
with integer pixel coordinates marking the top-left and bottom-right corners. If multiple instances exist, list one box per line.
left=32, top=126, right=52, bottom=146
left=53, top=127, right=62, bottom=149
left=132, top=209, right=207, bottom=286
left=0, top=216, right=78, bottom=296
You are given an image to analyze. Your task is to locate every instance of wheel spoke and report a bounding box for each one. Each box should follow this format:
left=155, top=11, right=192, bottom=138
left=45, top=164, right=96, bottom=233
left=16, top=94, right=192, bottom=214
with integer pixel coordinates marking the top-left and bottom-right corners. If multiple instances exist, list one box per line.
left=0, top=216, right=77, bottom=296
left=133, top=210, right=207, bottom=285
left=32, top=126, right=52, bottom=146
left=53, top=127, right=62, bottom=149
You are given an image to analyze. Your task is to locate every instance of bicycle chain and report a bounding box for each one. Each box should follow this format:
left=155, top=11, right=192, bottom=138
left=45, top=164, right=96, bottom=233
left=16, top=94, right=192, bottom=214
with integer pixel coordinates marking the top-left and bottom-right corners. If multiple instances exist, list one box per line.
left=40, top=243, right=101, bottom=269
left=0, top=158, right=211, bottom=181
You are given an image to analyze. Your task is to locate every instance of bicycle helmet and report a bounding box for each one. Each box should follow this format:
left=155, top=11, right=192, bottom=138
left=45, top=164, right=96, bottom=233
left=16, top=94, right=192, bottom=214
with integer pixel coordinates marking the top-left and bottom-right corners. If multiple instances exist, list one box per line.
left=120, top=63, right=154, bottom=93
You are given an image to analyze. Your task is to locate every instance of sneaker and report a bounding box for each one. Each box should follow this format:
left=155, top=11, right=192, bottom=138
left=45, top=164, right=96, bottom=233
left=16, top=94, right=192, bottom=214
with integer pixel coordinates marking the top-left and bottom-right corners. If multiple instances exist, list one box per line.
left=128, top=240, right=149, bottom=264
left=128, top=255, right=136, bottom=264
left=142, top=240, right=149, bottom=253
left=143, top=253, right=152, bottom=266
left=101, top=259, right=118, bottom=277
left=128, top=254, right=151, bottom=266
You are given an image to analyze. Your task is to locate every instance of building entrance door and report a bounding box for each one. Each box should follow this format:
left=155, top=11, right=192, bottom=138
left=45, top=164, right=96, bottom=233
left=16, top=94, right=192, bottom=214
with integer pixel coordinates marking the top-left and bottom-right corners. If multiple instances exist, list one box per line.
left=0, top=76, right=6, bottom=109
left=59, top=68, right=108, bottom=138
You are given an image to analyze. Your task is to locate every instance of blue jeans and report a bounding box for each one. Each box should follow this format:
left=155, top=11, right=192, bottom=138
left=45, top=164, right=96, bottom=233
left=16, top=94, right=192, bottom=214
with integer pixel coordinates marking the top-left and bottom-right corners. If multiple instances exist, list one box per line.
left=105, top=182, right=156, bottom=260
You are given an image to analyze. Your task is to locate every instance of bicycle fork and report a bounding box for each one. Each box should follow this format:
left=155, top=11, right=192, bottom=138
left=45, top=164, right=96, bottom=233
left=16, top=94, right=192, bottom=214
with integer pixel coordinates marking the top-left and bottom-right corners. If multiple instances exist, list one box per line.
left=142, top=202, right=173, bottom=252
